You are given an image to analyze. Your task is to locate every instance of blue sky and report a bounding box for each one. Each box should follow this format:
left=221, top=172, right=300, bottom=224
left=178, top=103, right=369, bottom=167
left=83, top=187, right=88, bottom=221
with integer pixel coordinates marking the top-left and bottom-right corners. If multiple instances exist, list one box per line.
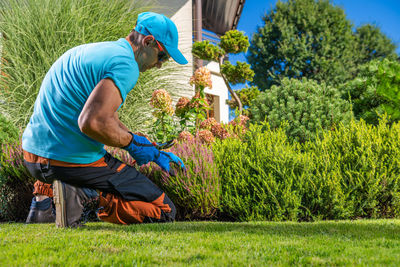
left=229, top=0, right=400, bottom=70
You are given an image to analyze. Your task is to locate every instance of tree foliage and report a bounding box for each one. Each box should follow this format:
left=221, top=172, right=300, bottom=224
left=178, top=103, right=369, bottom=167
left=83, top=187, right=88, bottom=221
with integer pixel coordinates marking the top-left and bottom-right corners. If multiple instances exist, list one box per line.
left=248, top=0, right=358, bottom=90
left=250, top=78, right=352, bottom=142
left=341, top=59, right=400, bottom=125
left=192, top=40, right=224, bottom=62
left=226, top=86, right=260, bottom=117
left=192, top=30, right=253, bottom=114
left=220, top=61, right=254, bottom=85
left=354, top=24, right=398, bottom=65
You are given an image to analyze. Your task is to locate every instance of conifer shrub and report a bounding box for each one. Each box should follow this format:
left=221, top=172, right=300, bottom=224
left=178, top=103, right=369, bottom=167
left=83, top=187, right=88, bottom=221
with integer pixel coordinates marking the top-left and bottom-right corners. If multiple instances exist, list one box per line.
left=250, top=78, right=352, bottom=143
left=213, top=123, right=305, bottom=221
left=213, top=119, right=400, bottom=221
left=304, top=116, right=400, bottom=219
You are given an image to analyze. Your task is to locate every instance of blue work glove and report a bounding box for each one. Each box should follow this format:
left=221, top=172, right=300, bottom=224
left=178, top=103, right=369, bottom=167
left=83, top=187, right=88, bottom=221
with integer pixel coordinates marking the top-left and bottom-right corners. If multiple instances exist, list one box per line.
left=122, top=132, right=160, bottom=166
left=154, top=151, right=186, bottom=175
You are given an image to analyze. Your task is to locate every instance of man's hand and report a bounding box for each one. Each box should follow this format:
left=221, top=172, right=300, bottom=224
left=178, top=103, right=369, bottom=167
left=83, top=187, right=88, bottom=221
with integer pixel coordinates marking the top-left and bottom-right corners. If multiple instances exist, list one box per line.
left=155, top=151, right=186, bottom=175
left=122, top=132, right=160, bottom=166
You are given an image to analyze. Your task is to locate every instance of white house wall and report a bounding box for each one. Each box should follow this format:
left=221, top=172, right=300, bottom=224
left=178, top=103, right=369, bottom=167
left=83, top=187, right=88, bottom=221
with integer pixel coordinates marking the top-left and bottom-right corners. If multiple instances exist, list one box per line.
left=163, top=0, right=231, bottom=123
left=169, top=0, right=195, bottom=100
left=204, top=61, right=229, bottom=123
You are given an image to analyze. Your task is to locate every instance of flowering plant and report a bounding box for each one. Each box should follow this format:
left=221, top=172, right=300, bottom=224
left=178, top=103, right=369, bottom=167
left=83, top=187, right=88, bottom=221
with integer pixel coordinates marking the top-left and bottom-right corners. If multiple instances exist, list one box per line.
left=177, top=131, right=194, bottom=143
left=140, top=137, right=220, bottom=219
left=185, top=67, right=213, bottom=130
left=189, top=66, right=212, bottom=89
left=149, top=89, right=178, bottom=143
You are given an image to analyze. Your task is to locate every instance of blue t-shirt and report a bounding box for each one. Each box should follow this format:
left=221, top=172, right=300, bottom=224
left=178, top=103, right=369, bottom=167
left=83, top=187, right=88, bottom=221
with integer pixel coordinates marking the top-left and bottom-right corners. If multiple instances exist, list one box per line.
left=22, top=38, right=139, bottom=164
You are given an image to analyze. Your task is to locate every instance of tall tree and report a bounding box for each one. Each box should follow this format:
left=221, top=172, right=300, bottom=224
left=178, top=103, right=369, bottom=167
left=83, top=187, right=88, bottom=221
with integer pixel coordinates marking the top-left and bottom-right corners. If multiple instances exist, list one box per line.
left=247, top=0, right=358, bottom=91
left=354, top=24, right=398, bottom=65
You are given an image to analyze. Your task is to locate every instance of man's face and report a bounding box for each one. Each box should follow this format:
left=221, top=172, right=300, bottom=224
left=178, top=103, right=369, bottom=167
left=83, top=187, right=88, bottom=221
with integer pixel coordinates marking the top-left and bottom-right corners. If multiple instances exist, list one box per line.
left=136, top=36, right=170, bottom=72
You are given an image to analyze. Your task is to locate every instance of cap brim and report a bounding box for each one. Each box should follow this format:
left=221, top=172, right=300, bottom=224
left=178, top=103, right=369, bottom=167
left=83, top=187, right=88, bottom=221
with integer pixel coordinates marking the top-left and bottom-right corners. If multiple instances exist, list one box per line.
left=164, top=44, right=188, bottom=65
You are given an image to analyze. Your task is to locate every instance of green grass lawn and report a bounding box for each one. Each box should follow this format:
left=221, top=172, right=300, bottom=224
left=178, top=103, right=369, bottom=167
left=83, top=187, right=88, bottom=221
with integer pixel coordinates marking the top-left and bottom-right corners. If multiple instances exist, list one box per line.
left=1, top=219, right=399, bottom=266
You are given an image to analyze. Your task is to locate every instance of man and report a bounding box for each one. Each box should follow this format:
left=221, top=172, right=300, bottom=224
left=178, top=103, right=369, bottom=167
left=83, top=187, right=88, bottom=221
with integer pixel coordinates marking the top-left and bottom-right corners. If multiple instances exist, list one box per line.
left=22, top=12, right=187, bottom=227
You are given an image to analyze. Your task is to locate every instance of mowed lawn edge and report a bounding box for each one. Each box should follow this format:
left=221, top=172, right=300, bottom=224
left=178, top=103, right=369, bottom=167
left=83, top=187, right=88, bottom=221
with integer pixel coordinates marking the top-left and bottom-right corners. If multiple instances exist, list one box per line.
left=1, top=219, right=399, bottom=266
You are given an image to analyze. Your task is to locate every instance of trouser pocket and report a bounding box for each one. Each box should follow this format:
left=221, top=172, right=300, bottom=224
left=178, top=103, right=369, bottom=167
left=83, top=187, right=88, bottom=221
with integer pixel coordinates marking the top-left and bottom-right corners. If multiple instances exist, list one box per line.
left=24, top=160, right=54, bottom=184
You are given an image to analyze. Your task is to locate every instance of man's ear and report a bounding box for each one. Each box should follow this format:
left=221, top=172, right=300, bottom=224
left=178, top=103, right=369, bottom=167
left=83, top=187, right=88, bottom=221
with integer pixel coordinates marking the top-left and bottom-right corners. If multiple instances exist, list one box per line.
left=142, top=35, right=155, bottom=47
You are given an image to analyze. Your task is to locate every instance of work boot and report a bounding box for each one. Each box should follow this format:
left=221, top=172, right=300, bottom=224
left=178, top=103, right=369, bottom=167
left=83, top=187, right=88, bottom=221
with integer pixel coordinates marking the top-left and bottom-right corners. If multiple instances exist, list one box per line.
left=53, top=180, right=89, bottom=228
left=26, top=197, right=56, bottom=223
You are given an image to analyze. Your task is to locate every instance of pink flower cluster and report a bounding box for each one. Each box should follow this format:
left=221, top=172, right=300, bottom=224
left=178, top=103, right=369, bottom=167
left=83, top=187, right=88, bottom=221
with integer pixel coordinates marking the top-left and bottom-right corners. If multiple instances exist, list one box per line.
left=189, top=67, right=212, bottom=89
left=150, top=89, right=174, bottom=116
left=198, top=119, right=230, bottom=142
left=195, top=115, right=250, bottom=144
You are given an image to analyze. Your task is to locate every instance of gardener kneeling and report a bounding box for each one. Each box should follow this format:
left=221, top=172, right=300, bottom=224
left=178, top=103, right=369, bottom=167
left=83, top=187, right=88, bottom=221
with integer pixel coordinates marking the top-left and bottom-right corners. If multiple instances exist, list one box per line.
left=22, top=12, right=187, bottom=227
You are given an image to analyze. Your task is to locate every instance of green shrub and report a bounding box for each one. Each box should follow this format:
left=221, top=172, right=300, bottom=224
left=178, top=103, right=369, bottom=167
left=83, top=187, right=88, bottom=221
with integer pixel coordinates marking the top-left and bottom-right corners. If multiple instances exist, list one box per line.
left=213, top=123, right=303, bottom=221
left=0, top=114, right=30, bottom=221
left=340, top=59, right=400, bottom=125
left=250, top=78, right=353, bottom=142
left=0, top=113, right=19, bottom=146
left=304, top=116, right=400, bottom=219
left=213, top=119, right=400, bottom=222
left=0, top=141, right=35, bottom=222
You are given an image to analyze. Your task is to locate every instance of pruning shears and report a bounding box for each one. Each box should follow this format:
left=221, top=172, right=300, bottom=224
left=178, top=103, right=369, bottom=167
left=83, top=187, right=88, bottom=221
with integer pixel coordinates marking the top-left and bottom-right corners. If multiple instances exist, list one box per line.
left=134, top=132, right=176, bottom=151
left=152, top=139, right=176, bottom=150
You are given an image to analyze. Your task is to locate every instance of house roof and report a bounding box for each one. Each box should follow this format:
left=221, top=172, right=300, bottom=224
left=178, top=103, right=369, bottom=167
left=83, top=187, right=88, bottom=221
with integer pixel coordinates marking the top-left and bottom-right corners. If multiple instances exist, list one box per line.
left=202, top=0, right=245, bottom=36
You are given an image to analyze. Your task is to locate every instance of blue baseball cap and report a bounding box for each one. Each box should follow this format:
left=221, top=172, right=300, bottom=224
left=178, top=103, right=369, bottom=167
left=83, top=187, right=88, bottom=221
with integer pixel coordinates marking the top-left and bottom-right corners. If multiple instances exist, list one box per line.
left=135, top=12, right=188, bottom=65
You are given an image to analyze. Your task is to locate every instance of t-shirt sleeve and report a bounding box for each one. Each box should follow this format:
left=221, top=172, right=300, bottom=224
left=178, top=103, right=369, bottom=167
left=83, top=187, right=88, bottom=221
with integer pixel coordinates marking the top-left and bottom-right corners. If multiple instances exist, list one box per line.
left=103, top=56, right=139, bottom=102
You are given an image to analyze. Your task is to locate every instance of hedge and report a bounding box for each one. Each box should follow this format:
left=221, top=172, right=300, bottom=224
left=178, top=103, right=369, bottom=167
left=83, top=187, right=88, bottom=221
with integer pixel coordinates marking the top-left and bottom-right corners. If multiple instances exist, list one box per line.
left=213, top=117, right=400, bottom=221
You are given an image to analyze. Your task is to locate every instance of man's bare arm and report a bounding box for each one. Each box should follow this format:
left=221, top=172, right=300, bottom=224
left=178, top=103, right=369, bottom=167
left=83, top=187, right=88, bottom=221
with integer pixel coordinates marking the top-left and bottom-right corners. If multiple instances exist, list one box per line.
left=78, top=78, right=132, bottom=147
left=114, top=112, right=130, bottom=132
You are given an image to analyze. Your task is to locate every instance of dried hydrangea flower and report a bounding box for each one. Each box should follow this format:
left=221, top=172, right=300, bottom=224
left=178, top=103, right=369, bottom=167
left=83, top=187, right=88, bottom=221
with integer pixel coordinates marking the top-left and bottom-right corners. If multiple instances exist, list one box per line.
left=152, top=104, right=174, bottom=118
left=178, top=131, right=194, bottom=143
left=211, top=123, right=230, bottom=140
left=199, top=117, right=218, bottom=130
left=197, top=129, right=215, bottom=144
left=229, top=115, right=250, bottom=127
left=189, top=67, right=212, bottom=89
left=150, top=89, right=173, bottom=114
left=228, top=115, right=250, bottom=136
left=175, top=96, right=191, bottom=117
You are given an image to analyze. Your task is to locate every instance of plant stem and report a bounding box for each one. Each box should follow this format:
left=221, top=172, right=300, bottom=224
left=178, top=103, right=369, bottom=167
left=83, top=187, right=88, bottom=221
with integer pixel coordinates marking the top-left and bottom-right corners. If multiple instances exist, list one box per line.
left=219, top=56, right=243, bottom=114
